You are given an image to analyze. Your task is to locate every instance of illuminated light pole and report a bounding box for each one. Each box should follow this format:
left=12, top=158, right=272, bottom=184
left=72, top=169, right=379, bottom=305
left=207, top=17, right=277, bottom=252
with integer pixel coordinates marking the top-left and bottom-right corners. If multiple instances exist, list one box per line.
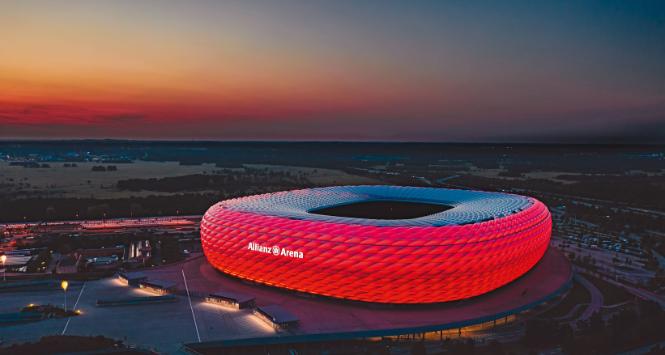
left=61, top=280, right=69, bottom=312
left=1, top=254, right=6, bottom=281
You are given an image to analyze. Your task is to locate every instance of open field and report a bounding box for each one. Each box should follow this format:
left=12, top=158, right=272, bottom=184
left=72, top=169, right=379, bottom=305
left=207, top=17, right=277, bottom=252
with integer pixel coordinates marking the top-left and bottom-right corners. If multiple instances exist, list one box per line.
left=243, top=164, right=379, bottom=186
left=0, top=161, right=378, bottom=201
left=0, top=161, right=219, bottom=199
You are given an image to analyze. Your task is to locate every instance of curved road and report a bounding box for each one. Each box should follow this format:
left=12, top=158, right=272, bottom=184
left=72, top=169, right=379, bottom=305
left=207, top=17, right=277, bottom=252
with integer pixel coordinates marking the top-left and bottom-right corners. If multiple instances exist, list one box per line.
left=574, top=274, right=603, bottom=322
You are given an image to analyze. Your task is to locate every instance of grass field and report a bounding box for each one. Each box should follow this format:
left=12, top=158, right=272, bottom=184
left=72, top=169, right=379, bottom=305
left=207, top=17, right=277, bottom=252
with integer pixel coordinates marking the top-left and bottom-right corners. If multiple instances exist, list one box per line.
left=1, top=161, right=379, bottom=200
left=1, top=161, right=219, bottom=199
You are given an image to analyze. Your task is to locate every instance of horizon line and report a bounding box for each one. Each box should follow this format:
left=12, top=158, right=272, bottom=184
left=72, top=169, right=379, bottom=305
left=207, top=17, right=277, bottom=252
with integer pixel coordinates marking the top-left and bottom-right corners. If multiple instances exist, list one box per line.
left=0, top=138, right=663, bottom=146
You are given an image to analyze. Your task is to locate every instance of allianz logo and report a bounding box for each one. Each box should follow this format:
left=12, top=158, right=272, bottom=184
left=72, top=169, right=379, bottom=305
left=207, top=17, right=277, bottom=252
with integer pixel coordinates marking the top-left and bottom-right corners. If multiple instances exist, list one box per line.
left=247, top=242, right=304, bottom=259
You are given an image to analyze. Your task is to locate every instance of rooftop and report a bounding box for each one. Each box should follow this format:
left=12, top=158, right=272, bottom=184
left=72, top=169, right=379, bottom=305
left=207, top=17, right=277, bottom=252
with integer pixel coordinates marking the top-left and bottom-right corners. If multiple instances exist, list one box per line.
left=256, top=305, right=299, bottom=323
left=219, top=185, right=534, bottom=226
left=210, top=291, right=255, bottom=304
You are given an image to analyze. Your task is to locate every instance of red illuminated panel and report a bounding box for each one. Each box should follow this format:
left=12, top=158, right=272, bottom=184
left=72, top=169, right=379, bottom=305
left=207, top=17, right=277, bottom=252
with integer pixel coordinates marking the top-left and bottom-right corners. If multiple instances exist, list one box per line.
left=200, top=190, right=551, bottom=304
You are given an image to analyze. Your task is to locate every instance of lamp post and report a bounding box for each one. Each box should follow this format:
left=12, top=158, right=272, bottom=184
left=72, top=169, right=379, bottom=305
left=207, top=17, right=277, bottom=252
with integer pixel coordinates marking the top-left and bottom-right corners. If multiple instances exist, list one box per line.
left=61, top=280, right=69, bottom=312
left=1, top=254, right=6, bottom=281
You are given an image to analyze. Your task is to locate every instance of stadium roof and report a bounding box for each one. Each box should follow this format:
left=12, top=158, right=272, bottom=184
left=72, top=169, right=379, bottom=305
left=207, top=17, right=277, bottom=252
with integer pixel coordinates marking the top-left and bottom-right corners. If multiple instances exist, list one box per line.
left=219, top=185, right=533, bottom=227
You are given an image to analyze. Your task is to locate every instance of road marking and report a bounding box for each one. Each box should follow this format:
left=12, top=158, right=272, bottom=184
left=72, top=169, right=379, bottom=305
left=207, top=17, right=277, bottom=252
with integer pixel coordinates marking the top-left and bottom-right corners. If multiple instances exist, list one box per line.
left=62, top=282, right=86, bottom=335
left=182, top=268, right=201, bottom=342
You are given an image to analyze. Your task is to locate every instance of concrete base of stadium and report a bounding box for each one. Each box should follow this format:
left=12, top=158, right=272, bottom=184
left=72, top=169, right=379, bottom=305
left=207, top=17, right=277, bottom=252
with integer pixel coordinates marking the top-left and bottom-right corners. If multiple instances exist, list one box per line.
left=152, top=247, right=572, bottom=344
left=0, top=248, right=570, bottom=353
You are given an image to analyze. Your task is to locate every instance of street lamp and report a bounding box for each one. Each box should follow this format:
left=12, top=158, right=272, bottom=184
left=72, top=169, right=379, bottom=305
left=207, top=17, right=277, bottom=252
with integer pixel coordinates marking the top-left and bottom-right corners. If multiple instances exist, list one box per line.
left=61, top=280, right=69, bottom=312
left=1, top=254, right=6, bottom=281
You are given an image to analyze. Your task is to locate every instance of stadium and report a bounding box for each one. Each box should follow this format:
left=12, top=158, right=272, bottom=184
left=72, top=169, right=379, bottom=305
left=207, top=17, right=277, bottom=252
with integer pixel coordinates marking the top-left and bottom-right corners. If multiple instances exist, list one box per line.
left=200, top=185, right=552, bottom=304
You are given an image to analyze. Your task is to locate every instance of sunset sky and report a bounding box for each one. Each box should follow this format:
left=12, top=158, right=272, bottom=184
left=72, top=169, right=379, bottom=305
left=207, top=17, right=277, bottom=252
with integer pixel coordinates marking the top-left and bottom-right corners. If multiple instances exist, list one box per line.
left=1, top=0, right=664, bottom=142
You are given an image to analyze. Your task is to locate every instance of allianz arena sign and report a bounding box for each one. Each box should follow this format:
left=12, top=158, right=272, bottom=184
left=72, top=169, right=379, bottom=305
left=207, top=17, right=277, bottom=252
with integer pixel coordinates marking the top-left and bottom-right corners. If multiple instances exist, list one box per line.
left=248, top=241, right=304, bottom=259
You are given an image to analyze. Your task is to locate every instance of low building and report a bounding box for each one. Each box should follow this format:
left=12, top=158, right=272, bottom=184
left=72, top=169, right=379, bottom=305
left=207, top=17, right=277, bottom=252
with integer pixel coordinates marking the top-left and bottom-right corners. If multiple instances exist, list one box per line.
left=117, top=272, right=147, bottom=286
left=0, top=252, right=33, bottom=272
left=70, top=246, right=125, bottom=272
left=254, top=305, right=299, bottom=329
left=138, top=279, right=176, bottom=295
left=205, top=291, right=255, bottom=309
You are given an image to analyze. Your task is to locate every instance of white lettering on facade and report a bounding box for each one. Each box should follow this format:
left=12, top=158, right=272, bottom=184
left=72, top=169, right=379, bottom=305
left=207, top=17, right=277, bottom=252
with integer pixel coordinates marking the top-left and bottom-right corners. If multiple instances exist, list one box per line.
left=247, top=242, right=304, bottom=259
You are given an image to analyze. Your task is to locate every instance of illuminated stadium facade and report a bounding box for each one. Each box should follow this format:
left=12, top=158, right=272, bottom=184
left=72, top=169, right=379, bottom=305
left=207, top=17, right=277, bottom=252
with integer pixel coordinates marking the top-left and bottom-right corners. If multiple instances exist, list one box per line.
left=200, top=186, right=551, bottom=304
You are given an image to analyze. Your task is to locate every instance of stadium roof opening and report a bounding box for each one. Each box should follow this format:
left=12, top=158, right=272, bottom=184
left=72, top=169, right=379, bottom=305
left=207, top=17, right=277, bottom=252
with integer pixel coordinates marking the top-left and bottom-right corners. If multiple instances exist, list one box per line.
left=310, top=200, right=452, bottom=220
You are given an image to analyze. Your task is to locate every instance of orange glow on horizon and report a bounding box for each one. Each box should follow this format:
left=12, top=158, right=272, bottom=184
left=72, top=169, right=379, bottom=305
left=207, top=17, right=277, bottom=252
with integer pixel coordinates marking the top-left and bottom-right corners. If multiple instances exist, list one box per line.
left=2, top=1, right=664, bottom=140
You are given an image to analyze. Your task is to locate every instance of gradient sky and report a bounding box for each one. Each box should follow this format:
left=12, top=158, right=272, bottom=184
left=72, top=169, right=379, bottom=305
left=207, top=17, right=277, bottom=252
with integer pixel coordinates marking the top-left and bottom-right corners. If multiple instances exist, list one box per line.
left=1, top=0, right=664, bottom=142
